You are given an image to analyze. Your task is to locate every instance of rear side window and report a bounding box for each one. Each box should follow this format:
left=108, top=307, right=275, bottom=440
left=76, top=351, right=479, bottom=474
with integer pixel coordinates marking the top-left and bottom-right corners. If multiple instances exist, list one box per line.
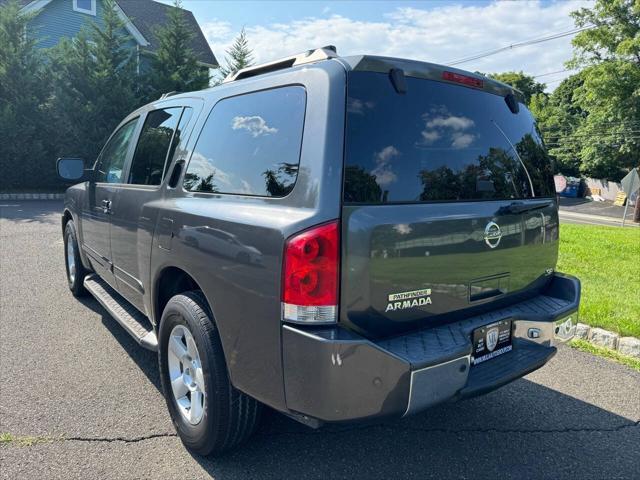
left=184, top=86, right=306, bottom=196
left=163, top=107, right=193, bottom=179
left=128, top=107, right=182, bottom=185
left=344, top=72, right=555, bottom=203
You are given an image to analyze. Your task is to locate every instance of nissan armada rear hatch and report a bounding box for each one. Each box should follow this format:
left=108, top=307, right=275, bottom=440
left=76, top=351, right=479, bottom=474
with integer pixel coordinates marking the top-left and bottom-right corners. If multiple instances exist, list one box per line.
left=340, top=68, right=558, bottom=338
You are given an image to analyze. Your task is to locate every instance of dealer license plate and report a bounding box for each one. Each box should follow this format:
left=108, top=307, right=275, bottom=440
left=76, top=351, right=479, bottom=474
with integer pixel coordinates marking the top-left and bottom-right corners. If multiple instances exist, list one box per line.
left=472, top=320, right=513, bottom=365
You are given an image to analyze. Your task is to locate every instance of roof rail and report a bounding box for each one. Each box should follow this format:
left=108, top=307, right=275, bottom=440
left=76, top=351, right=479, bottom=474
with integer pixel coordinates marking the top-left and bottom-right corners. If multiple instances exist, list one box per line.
left=222, top=46, right=338, bottom=84
left=159, top=91, right=178, bottom=99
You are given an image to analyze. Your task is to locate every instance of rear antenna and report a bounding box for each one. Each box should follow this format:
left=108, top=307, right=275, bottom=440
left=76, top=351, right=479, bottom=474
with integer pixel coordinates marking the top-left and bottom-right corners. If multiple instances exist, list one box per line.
left=389, top=68, right=407, bottom=94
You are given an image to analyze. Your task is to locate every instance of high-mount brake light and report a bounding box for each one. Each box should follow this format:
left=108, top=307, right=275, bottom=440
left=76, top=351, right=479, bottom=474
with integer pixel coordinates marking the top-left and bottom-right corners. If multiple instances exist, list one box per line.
left=442, top=71, right=484, bottom=89
left=282, top=221, right=339, bottom=324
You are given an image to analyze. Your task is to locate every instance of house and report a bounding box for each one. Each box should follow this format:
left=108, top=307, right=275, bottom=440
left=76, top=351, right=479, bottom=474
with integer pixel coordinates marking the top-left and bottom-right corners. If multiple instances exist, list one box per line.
left=2, top=0, right=217, bottom=70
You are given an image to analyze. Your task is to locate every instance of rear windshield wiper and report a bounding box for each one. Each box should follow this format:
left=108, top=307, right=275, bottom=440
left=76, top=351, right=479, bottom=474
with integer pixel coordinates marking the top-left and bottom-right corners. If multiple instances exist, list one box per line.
left=498, top=200, right=553, bottom=215
left=491, top=120, right=536, bottom=197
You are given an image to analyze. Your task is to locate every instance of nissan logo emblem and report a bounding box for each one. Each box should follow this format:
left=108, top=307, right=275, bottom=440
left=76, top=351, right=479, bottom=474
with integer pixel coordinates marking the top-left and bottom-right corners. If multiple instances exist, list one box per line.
left=484, top=221, right=502, bottom=249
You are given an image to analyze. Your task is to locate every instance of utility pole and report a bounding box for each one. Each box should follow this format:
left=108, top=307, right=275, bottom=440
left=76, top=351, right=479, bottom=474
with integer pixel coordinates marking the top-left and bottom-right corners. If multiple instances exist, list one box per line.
left=621, top=167, right=639, bottom=226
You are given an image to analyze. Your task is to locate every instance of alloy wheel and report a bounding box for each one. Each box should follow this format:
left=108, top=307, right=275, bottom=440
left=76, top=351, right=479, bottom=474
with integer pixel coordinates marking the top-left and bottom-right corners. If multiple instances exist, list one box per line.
left=167, top=324, right=206, bottom=425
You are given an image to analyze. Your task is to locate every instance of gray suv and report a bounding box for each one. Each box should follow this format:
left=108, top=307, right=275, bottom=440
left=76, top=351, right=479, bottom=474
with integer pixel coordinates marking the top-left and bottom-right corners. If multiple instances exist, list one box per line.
left=57, top=47, right=580, bottom=456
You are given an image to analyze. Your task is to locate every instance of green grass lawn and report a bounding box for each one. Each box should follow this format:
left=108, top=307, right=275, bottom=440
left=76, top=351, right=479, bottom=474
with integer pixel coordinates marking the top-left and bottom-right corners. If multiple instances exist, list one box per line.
left=557, top=224, right=640, bottom=338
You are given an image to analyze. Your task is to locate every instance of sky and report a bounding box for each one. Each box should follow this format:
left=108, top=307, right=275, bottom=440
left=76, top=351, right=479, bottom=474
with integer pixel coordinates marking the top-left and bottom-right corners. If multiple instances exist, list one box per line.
left=159, top=0, right=593, bottom=90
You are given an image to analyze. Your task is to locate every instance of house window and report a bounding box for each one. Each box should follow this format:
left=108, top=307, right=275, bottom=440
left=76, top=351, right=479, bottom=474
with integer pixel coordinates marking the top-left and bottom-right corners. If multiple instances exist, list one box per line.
left=73, top=0, right=96, bottom=16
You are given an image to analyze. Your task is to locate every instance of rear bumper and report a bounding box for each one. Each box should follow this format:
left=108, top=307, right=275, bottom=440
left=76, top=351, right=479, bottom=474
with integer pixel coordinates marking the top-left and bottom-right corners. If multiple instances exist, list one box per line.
left=282, top=273, right=580, bottom=423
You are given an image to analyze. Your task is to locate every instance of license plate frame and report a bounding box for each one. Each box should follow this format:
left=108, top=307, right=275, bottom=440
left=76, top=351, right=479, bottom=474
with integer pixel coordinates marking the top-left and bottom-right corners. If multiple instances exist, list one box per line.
left=471, top=320, right=513, bottom=366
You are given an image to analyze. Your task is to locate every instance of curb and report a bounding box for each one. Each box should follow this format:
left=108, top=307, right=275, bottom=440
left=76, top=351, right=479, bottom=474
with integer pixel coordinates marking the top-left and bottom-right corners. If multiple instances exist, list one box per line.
left=574, top=322, right=640, bottom=358
left=0, top=193, right=64, bottom=200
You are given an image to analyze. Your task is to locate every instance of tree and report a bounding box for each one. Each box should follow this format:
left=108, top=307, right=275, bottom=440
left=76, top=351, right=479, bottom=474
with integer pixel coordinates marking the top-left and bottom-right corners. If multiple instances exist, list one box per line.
left=565, top=0, right=640, bottom=180
left=530, top=73, right=586, bottom=176
left=146, top=0, right=209, bottom=98
left=49, top=0, right=142, bottom=164
left=0, top=0, right=51, bottom=190
left=214, top=28, right=254, bottom=84
left=262, top=162, right=298, bottom=196
left=343, top=165, right=382, bottom=202
left=487, top=71, right=546, bottom=105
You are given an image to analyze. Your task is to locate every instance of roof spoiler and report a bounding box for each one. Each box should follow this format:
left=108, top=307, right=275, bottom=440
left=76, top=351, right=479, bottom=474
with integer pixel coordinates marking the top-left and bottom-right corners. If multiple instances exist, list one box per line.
left=222, top=46, right=338, bottom=84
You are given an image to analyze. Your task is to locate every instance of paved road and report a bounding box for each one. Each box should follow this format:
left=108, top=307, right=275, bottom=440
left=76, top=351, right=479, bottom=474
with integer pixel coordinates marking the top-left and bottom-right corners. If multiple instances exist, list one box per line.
left=559, top=197, right=639, bottom=227
left=559, top=209, right=640, bottom=227
left=1, top=201, right=639, bottom=480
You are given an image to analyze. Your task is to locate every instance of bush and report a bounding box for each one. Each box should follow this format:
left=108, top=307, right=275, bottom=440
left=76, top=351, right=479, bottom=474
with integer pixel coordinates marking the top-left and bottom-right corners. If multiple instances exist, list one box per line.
left=0, top=1, right=53, bottom=191
left=0, top=0, right=212, bottom=192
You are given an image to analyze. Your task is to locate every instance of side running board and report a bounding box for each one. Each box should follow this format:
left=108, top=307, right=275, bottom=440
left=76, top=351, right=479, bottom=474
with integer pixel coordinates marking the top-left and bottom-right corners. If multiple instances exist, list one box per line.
left=83, top=274, right=158, bottom=351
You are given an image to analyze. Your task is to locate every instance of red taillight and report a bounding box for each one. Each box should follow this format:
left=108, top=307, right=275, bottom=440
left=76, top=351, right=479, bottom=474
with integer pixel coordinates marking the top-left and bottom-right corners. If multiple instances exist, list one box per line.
left=442, top=71, right=484, bottom=89
left=282, top=221, right=339, bottom=324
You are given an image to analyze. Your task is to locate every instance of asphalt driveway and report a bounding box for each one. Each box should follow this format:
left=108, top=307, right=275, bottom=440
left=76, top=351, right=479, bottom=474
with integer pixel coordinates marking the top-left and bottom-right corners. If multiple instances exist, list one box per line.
left=1, top=201, right=638, bottom=480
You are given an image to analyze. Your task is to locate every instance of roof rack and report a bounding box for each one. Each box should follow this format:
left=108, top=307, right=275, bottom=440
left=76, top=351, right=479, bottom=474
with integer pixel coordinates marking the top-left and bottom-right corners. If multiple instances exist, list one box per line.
left=159, top=91, right=178, bottom=99
left=222, top=46, right=338, bottom=84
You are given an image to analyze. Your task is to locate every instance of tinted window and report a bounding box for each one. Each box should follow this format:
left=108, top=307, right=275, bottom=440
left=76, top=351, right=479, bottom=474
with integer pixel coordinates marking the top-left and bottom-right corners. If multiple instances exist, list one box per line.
left=128, top=108, right=182, bottom=185
left=96, top=118, right=138, bottom=183
left=163, top=107, right=193, bottom=179
left=184, top=87, right=306, bottom=196
left=344, top=72, right=555, bottom=203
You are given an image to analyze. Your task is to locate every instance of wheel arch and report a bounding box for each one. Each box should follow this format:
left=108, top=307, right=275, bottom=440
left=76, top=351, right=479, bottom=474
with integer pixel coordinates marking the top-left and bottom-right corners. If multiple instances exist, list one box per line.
left=153, top=265, right=214, bottom=328
left=62, top=208, right=93, bottom=271
left=62, top=209, right=73, bottom=234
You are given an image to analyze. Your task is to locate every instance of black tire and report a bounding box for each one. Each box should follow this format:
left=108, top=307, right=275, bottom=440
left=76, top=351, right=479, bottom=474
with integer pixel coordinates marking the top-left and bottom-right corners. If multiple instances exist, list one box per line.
left=64, top=220, right=89, bottom=297
left=158, top=291, right=261, bottom=456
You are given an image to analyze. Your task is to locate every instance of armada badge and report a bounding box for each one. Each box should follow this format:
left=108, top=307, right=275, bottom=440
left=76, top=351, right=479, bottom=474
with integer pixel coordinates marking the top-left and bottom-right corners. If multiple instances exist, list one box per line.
left=385, top=288, right=432, bottom=312
left=484, top=221, right=502, bottom=249
left=485, top=327, right=499, bottom=352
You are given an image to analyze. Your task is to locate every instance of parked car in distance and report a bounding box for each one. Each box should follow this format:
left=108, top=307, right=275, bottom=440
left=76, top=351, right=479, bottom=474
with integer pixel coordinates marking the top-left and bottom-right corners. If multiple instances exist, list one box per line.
left=58, top=46, right=580, bottom=456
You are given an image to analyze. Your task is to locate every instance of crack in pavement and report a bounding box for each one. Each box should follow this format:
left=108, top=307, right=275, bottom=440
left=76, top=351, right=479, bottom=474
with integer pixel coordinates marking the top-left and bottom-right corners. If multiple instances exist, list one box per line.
left=64, top=432, right=178, bottom=444
left=3, top=420, right=638, bottom=447
left=0, top=432, right=177, bottom=447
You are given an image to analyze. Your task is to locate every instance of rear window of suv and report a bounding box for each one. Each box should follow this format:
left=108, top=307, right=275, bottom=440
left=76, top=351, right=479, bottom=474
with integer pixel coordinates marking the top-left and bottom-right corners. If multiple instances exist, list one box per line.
left=184, top=86, right=306, bottom=197
left=344, top=72, right=555, bottom=203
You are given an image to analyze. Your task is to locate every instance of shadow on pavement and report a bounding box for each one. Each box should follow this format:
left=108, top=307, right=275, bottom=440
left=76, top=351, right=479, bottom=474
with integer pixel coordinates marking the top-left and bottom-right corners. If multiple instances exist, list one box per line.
left=0, top=200, right=63, bottom=225
left=81, top=293, right=639, bottom=480
left=558, top=197, right=591, bottom=207
left=8, top=197, right=636, bottom=479
left=78, top=295, right=160, bottom=390
left=197, top=381, right=639, bottom=480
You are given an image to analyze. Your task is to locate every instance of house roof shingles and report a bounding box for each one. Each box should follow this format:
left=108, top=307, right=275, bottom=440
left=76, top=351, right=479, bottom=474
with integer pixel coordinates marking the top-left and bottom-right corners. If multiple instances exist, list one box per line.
left=2, top=0, right=217, bottom=67
left=116, top=0, right=217, bottom=67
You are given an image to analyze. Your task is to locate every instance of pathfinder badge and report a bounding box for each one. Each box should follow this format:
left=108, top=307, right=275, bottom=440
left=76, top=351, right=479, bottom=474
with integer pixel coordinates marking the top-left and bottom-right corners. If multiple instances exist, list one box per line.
left=385, top=288, right=432, bottom=312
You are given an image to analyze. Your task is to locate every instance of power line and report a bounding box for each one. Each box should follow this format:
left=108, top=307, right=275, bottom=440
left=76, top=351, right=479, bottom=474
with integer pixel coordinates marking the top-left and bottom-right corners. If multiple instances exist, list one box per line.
left=544, top=137, right=640, bottom=145
left=541, top=130, right=640, bottom=138
left=533, top=69, right=574, bottom=78
left=544, top=79, right=567, bottom=86
left=540, top=125, right=640, bottom=132
left=446, top=25, right=594, bottom=66
left=539, top=124, right=640, bottom=135
left=540, top=120, right=640, bottom=128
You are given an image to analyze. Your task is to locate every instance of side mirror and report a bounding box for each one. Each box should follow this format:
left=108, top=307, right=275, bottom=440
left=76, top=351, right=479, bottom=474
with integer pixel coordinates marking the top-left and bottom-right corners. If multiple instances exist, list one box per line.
left=57, top=158, right=87, bottom=181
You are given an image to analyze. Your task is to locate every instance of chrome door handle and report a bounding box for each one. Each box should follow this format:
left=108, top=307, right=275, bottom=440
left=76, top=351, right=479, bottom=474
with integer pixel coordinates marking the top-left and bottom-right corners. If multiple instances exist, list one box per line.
left=102, top=199, right=112, bottom=214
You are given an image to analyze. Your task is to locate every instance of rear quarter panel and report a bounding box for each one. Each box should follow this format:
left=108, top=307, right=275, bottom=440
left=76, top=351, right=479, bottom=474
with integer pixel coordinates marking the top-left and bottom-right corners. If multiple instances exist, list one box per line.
left=147, top=61, right=347, bottom=411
